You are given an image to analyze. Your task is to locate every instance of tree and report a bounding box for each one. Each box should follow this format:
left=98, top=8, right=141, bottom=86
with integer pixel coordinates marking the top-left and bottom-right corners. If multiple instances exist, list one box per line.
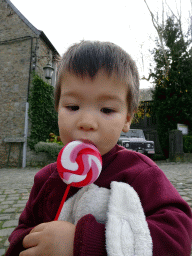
left=150, top=16, right=192, bottom=158
left=132, top=101, right=151, bottom=124
left=144, top=0, right=170, bottom=78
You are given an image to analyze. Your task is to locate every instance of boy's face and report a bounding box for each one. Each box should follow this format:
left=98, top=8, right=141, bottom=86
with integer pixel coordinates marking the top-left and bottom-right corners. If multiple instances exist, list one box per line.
left=58, top=70, right=132, bottom=156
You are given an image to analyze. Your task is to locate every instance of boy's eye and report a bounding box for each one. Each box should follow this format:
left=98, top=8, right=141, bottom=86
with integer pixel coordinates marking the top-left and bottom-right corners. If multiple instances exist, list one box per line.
left=66, top=106, right=79, bottom=111
left=101, top=108, right=115, bottom=114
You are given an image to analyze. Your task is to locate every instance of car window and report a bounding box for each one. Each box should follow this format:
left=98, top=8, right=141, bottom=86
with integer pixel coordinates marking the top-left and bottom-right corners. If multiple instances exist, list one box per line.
left=121, top=130, right=145, bottom=139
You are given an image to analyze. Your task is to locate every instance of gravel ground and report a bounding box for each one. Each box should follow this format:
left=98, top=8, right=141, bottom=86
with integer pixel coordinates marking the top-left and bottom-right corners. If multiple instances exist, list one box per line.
left=0, top=162, right=192, bottom=255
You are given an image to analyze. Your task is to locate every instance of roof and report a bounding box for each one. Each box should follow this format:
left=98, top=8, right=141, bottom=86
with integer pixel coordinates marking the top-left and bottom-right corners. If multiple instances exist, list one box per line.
left=139, top=88, right=153, bottom=102
left=5, top=0, right=60, bottom=56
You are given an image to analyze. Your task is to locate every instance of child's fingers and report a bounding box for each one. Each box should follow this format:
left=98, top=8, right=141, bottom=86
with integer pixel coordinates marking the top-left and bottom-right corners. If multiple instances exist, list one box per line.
left=30, top=222, right=48, bottom=233
left=19, top=246, right=37, bottom=256
left=22, top=232, right=39, bottom=249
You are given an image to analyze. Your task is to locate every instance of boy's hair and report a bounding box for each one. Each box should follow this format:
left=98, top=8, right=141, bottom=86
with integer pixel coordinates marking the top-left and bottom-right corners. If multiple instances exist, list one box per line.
left=55, top=40, right=140, bottom=116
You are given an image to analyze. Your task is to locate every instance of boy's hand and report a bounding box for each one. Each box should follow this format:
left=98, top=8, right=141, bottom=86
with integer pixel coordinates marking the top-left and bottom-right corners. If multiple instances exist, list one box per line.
left=19, top=221, right=76, bottom=256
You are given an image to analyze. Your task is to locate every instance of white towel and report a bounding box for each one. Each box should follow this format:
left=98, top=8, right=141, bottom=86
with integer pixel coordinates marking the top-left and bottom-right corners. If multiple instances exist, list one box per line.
left=58, top=182, right=152, bottom=256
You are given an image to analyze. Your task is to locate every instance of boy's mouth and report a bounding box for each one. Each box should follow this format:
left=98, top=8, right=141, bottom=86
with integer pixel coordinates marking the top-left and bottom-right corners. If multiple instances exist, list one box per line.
left=79, top=139, right=97, bottom=149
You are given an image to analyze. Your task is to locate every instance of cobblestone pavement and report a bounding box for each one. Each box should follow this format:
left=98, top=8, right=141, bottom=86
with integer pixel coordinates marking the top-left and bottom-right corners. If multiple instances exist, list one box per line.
left=0, top=162, right=192, bottom=255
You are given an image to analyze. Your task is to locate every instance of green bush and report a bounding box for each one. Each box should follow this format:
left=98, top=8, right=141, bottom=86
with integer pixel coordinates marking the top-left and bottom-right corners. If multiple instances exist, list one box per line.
left=183, top=135, right=192, bottom=153
left=35, top=142, right=63, bottom=159
left=28, top=74, right=59, bottom=149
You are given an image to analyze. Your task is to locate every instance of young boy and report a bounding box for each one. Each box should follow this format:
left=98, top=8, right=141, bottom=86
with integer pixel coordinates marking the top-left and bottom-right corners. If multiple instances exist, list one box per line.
left=6, top=41, right=192, bottom=256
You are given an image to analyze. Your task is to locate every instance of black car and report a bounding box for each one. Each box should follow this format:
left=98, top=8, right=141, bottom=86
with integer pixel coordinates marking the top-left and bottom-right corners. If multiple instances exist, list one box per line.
left=117, top=129, right=155, bottom=157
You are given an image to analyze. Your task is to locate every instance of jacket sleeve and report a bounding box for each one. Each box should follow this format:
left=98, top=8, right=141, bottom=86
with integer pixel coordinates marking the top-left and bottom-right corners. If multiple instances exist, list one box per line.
left=133, top=165, right=192, bottom=256
left=74, top=214, right=107, bottom=256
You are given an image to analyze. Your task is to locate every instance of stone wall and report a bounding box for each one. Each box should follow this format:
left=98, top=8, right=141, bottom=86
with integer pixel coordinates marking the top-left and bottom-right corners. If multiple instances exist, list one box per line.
left=169, top=130, right=184, bottom=162
left=0, top=39, right=31, bottom=166
left=0, top=0, right=58, bottom=167
left=0, top=0, right=35, bottom=167
left=0, top=0, right=35, bottom=40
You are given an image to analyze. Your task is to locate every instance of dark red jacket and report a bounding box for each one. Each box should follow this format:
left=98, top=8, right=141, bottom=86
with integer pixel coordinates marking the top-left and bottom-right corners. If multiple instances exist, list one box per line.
left=5, top=145, right=192, bottom=255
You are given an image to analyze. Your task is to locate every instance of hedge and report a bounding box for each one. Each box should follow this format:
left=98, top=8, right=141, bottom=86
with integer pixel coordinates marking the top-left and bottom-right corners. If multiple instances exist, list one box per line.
left=183, top=135, right=192, bottom=153
left=28, top=74, right=59, bottom=149
left=35, top=142, right=63, bottom=159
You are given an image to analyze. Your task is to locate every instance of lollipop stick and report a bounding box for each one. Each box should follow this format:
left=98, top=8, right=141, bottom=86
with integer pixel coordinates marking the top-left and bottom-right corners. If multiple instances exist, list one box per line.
left=54, top=184, right=71, bottom=221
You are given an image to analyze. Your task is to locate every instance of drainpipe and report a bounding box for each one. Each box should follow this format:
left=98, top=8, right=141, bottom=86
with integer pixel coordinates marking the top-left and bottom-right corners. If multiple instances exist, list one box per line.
left=22, top=102, right=29, bottom=167
left=22, top=37, right=34, bottom=168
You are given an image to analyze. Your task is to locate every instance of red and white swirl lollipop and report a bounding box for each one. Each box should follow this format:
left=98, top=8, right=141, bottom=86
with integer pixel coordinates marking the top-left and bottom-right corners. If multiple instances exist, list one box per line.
left=55, top=140, right=102, bottom=220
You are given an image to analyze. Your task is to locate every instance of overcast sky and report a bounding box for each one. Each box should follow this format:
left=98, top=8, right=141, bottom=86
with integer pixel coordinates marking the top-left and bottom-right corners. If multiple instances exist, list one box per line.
left=10, top=0, right=192, bottom=89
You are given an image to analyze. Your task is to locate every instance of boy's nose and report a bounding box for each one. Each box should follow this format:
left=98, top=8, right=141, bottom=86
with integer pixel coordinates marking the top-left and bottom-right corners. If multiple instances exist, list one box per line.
left=77, top=112, right=98, bottom=131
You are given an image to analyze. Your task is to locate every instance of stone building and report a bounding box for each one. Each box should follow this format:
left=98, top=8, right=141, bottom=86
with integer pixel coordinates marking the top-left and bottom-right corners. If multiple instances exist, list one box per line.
left=0, top=0, right=60, bottom=167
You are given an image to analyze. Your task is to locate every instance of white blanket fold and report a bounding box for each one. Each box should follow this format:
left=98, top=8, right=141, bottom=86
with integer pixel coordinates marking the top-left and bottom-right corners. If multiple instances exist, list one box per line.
left=58, top=182, right=152, bottom=256
left=106, top=182, right=152, bottom=256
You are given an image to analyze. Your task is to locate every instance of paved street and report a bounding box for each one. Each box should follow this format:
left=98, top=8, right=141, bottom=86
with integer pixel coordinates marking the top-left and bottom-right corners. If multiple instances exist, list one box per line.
left=0, top=162, right=192, bottom=255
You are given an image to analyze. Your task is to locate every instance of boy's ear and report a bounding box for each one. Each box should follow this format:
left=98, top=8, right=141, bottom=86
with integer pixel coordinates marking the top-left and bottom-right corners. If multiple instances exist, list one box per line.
left=122, top=114, right=132, bottom=133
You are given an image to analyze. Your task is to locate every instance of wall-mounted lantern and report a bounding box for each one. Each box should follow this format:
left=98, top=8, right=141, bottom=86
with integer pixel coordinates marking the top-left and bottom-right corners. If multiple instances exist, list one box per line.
left=43, top=63, right=54, bottom=79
